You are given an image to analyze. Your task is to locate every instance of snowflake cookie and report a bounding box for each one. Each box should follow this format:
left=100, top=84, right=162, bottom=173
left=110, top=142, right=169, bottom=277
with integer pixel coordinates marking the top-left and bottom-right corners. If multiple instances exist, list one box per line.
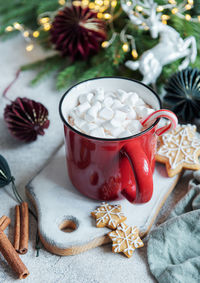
left=91, top=202, right=126, bottom=229
left=108, top=223, right=144, bottom=258
left=156, top=124, right=200, bottom=177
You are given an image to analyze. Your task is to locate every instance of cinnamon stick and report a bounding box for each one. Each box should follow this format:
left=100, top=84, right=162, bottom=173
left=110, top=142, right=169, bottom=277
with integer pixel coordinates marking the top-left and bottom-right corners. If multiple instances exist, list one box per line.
left=0, top=215, right=10, bottom=231
left=0, top=228, right=29, bottom=279
left=14, top=202, right=29, bottom=254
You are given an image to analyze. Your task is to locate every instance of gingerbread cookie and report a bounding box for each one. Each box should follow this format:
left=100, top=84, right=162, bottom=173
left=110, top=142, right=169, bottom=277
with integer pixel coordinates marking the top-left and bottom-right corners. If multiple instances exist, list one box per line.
left=108, top=223, right=144, bottom=258
left=156, top=124, right=200, bottom=177
left=91, top=202, right=126, bottom=229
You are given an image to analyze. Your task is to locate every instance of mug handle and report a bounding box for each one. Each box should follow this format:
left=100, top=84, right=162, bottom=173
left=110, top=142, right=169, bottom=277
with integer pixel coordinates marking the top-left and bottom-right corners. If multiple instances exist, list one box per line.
left=120, top=142, right=153, bottom=203
left=120, top=109, right=178, bottom=203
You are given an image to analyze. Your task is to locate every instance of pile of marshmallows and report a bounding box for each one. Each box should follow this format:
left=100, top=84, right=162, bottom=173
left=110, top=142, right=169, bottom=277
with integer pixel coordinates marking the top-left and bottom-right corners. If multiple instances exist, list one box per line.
left=68, top=88, right=155, bottom=139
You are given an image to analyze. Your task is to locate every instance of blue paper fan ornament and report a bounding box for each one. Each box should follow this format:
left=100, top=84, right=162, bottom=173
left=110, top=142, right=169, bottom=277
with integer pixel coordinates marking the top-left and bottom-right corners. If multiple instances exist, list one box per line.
left=164, top=68, right=200, bottom=122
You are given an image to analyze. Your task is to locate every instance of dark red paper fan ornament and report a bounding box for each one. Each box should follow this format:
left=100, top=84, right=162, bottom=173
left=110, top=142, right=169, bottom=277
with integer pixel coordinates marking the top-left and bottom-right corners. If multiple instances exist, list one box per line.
left=4, top=97, right=50, bottom=142
left=50, top=4, right=107, bottom=60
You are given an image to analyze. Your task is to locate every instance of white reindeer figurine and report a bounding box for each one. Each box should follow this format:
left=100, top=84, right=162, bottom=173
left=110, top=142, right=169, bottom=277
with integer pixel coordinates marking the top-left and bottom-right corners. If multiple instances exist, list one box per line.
left=121, top=0, right=197, bottom=85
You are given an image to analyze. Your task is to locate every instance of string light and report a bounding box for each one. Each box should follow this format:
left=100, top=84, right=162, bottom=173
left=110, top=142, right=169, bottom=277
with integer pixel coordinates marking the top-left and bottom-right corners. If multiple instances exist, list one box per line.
left=23, top=31, right=29, bottom=37
left=157, top=6, right=164, bottom=12
left=136, top=5, right=143, bottom=12
left=126, top=1, right=132, bottom=6
left=95, top=0, right=103, bottom=5
left=73, top=1, right=82, bottom=6
left=104, top=13, right=112, bottom=19
left=185, top=4, right=192, bottom=10
left=122, top=43, right=129, bottom=52
left=185, top=14, right=191, bottom=21
left=161, top=14, right=170, bottom=20
left=97, top=12, right=103, bottom=18
left=26, top=44, right=34, bottom=52
left=5, top=26, right=13, bottom=32
left=188, top=0, right=193, bottom=4
left=172, top=8, right=178, bottom=14
left=101, top=41, right=109, bottom=48
left=131, top=49, right=138, bottom=59
left=82, top=0, right=89, bottom=6
left=103, top=0, right=109, bottom=5
left=33, top=31, right=40, bottom=38
left=13, top=22, right=22, bottom=30
left=89, top=2, right=95, bottom=9
left=58, top=0, right=65, bottom=5
left=168, top=0, right=176, bottom=4
left=39, top=17, right=50, bottom=24
left=111, top=0, right=117, bottom=8
left=43, top=23, right=51, bottom=31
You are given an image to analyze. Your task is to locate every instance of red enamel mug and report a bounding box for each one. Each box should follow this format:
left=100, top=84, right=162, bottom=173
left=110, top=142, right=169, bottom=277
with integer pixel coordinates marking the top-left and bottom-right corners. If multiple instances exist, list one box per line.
left=59, top=77, right=176, bottom=203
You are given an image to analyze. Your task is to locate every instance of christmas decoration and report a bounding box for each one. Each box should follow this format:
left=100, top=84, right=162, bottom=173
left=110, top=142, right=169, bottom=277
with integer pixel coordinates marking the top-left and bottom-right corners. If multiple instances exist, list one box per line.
left=4, top=97, right=50, bottom=143
left=50, top=5, right=106, bottom=60
left=156, top=124, right=200, bottom=177
left=164, top=68, right=200, bottom=122
left=91, top=202, right=126, bottom=229
left=108, top=222, right=144, bottom=258
left=122, top=0, right=197, bottom=85
left=0, top=0, right=200, bottom=90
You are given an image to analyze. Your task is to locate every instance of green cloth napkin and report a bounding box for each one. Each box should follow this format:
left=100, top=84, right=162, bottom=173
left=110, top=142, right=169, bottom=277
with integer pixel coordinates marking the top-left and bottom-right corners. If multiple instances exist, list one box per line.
left=147, top=172, right=200, bottom=283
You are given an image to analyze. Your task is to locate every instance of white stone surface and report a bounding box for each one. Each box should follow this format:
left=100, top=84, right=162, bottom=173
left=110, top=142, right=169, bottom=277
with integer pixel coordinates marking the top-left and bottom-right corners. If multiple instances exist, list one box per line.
left=0, top=35, right=191, bottom=283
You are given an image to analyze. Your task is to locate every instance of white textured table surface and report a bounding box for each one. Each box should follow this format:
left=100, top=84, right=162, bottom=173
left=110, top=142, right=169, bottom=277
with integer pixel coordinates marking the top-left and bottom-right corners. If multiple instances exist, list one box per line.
left=0, top=36, right=191, bottom=283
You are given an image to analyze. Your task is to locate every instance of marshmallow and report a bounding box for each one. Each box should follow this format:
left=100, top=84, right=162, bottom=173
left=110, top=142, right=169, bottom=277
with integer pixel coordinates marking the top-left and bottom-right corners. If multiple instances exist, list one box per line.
left=136, top=97, right=145, bottom=106
left=68, top=87, right=155, bottom=139
left=110, top=127, right=124, bottom=137
left=103, top=96, right=113, bottom=108
left=76, top=102, right=90, bottom=116
left=110, top=118, right=120, bottom=128
left=92, top=101, right=102, bottom=111
left=127, top=109, right=137, bottom=120
left=95, top=118, right=106, bottom=126
left=74, top=117, right=86, bottom=129
left=82, top=123, right=97, bottom=133
left=99, top=107, right=114, bottom=120
left=116, top=89, right=129, bottom=102
left=90, top=127, right=105, bottom=138
left=127, top=120, right=142, bottom=133
left=122, top=119, right=131, bottom=128
left=135, top=106, right=154, bottom=118
left=105, top=91, right=115, bottom=97
left=93, top=88, right=104, bottom=101
left=79, top=92, right=94, bottom=104
left=85, top=106, right=98, bottom=122
left=68, top=110, right=76, bottom=119
left=120, top=105, right=131, bottom=113
left=126, top=92, right=139, bottom=106
left=114, top=110, right=127, bottom=122
left=112, top=100, right=123, bottom=109
left=118, top=130, right=132, bottom=138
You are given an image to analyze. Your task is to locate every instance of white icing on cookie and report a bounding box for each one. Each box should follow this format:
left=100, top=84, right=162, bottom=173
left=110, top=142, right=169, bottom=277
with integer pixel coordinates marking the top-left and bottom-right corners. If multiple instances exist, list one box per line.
left=109, top=223, right=143, bottom=256
left=157, top=124, right=200, bottom=170
left=93, top=202, right=125, bottom=228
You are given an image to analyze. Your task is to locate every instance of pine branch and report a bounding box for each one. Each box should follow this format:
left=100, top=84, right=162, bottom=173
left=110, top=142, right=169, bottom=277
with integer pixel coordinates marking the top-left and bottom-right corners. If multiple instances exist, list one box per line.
left=21, top=55, right=65, bottom=86
left=56, top=61, right=87, bottom=90
left=37, top=1, right=59, bottom=15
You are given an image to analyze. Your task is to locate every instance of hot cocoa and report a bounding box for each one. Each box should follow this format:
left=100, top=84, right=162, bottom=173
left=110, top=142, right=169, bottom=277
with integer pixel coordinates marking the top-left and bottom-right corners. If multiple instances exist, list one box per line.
left=68, top=88, right=155, bottom=139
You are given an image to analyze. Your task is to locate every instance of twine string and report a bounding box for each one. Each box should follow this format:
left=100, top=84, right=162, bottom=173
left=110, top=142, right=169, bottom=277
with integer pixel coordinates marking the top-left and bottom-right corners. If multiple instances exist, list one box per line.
left=2, top=69, right=21, bottom=101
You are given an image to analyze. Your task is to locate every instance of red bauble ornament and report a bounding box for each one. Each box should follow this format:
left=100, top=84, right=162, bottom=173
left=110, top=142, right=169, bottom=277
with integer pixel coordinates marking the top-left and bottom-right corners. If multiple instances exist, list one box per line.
left=50, top=4, right=107, bottom=60
left=4, top=97, right=50, bottom=142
